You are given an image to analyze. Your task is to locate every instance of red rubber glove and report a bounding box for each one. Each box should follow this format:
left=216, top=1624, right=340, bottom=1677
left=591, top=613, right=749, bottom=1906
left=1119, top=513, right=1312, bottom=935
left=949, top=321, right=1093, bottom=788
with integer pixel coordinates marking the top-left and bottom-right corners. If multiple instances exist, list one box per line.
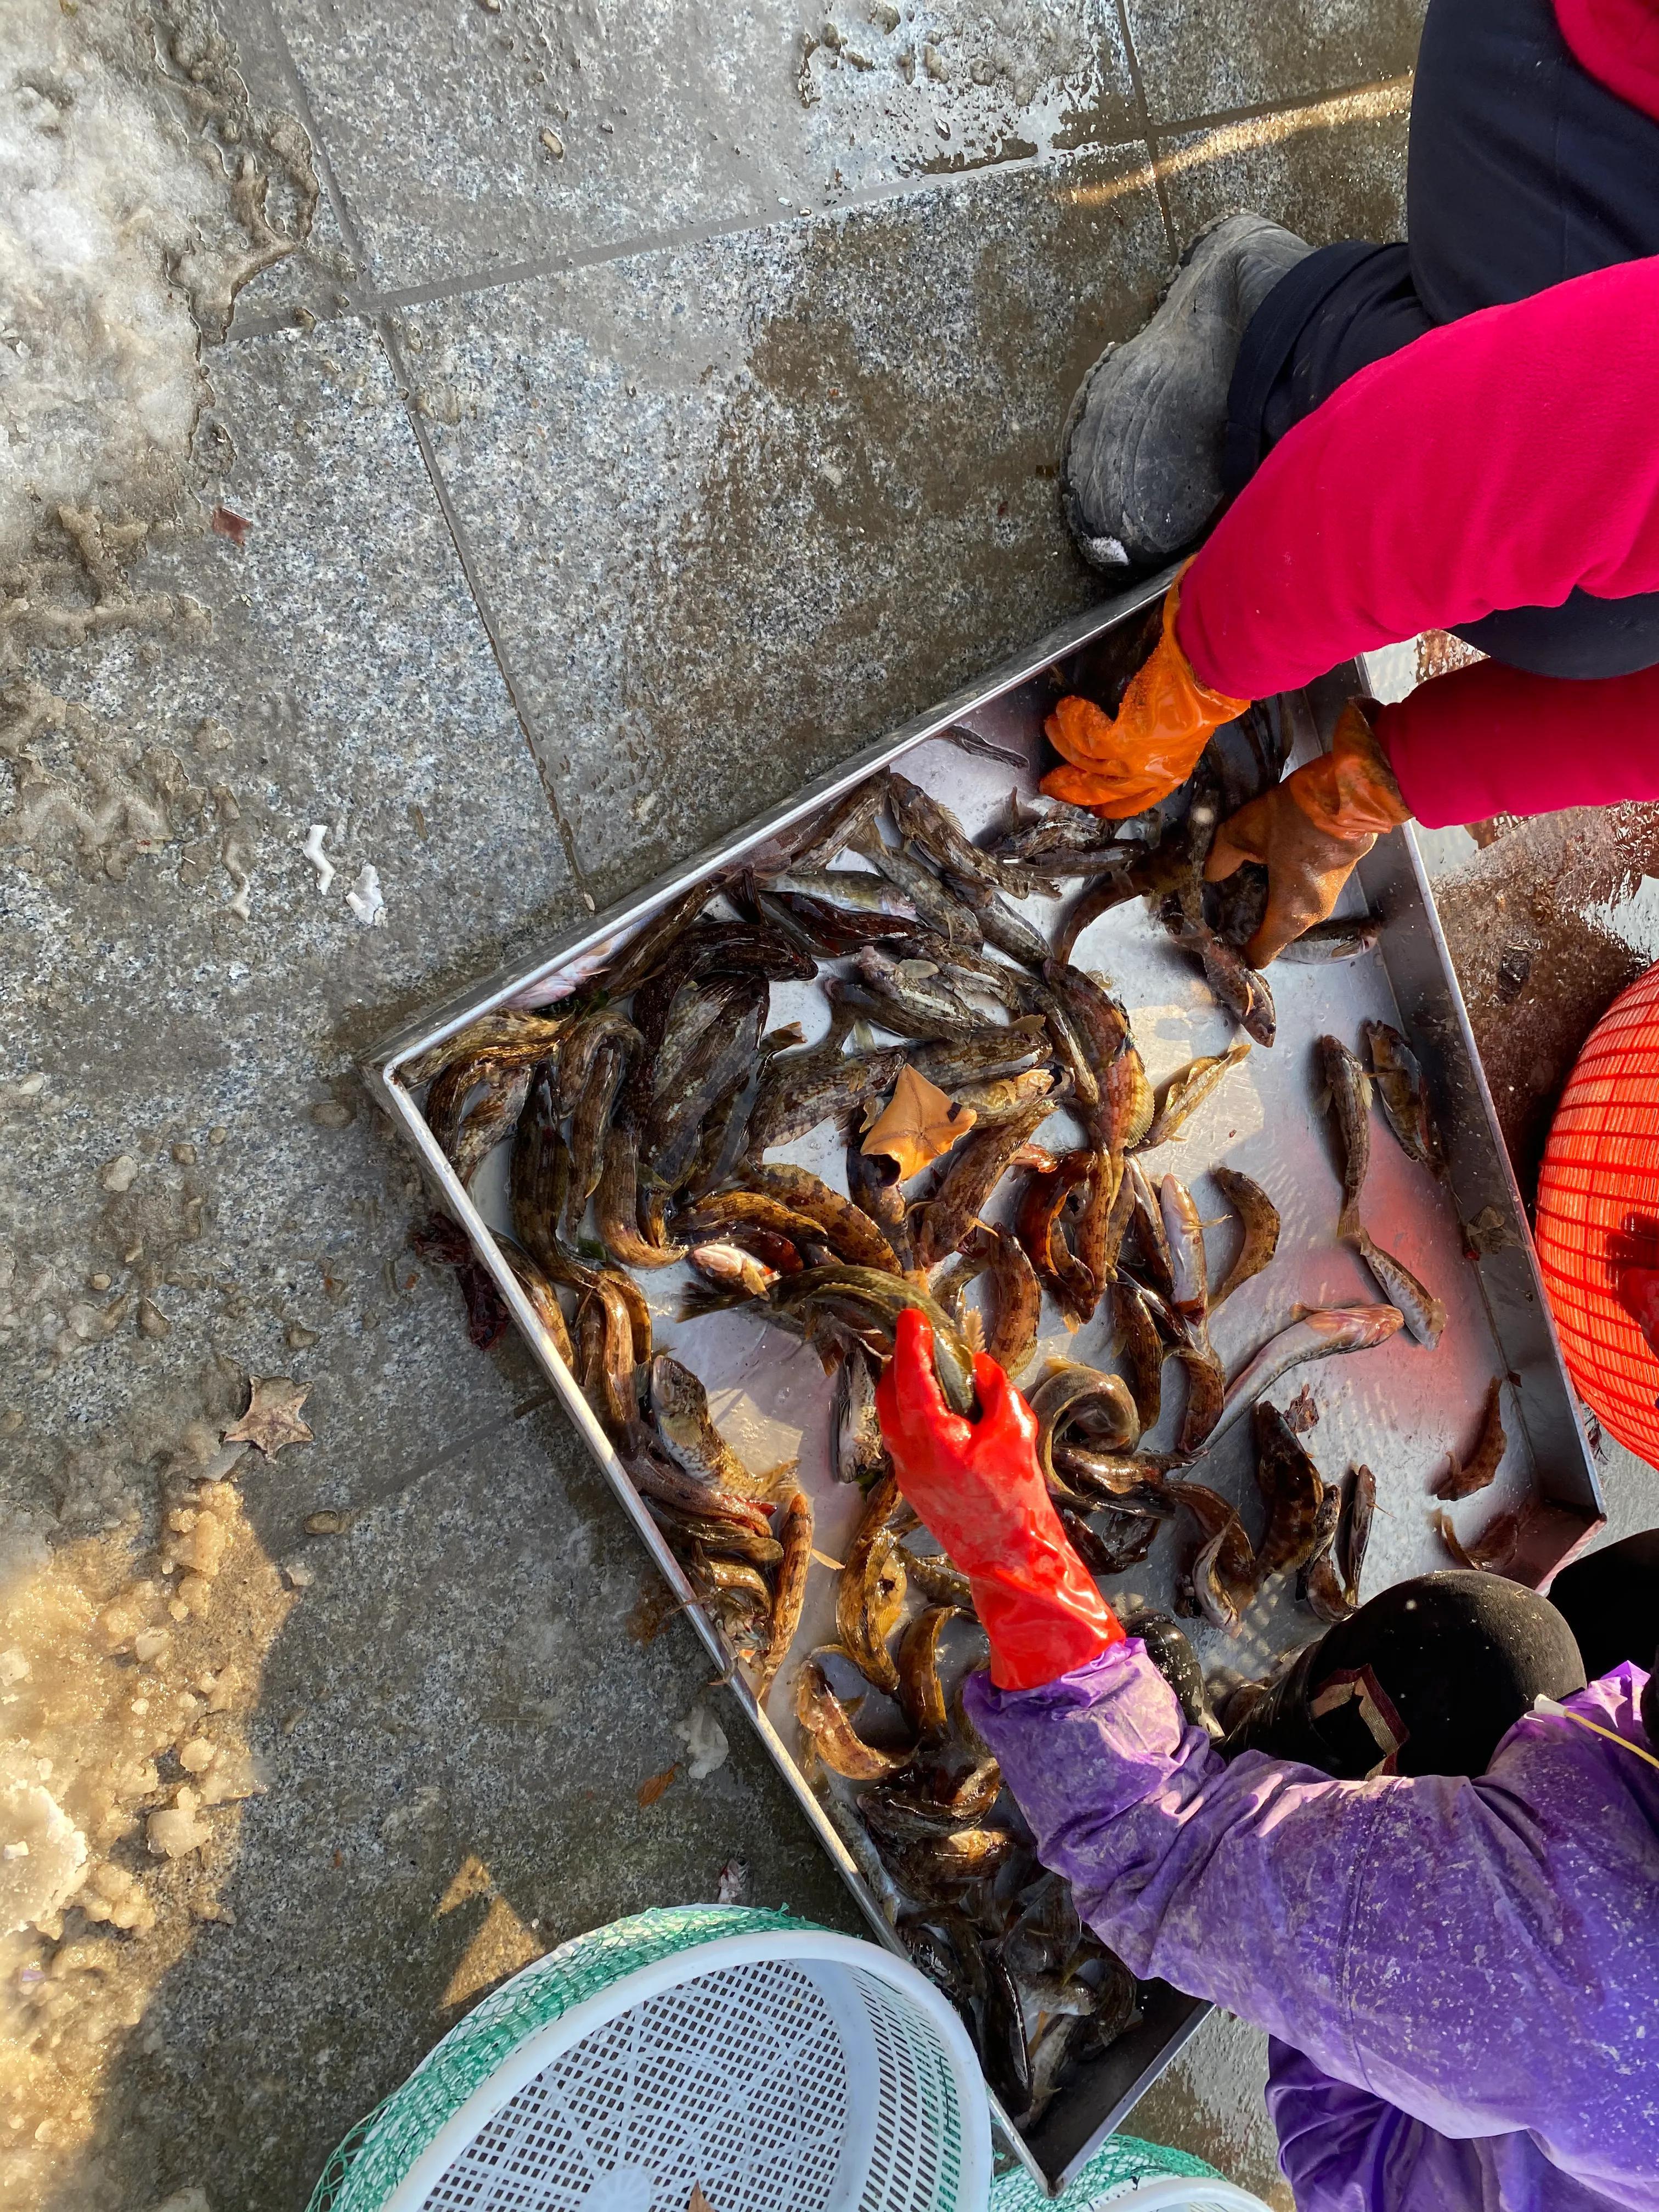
left=876, top=1308, right=1124, bottom=1692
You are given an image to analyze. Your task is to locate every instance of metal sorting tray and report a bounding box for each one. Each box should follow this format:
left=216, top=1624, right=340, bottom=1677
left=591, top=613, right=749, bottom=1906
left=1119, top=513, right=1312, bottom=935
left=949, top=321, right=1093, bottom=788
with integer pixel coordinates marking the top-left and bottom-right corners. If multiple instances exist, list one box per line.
left=365, top=574, right=1605, bottom=2194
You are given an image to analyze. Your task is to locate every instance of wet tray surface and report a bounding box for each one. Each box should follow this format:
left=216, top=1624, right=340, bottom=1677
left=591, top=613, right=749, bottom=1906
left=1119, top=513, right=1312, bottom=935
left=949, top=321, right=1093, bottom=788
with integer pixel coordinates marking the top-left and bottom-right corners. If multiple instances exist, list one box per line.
left=368, top=573, right=1603, bottom=2195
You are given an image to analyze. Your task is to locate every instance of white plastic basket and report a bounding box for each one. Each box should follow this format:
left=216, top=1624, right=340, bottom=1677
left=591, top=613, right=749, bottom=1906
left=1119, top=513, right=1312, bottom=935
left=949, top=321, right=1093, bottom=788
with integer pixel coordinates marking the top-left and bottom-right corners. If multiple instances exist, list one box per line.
left=990, top=2134, right=1273, bottom=2212
left=307, top=1905, right=991, bottom=2212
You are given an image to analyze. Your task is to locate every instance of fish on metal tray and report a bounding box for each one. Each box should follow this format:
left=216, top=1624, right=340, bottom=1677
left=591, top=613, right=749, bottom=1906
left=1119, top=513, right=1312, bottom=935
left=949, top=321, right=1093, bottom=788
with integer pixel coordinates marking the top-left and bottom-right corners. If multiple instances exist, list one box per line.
left=1120, top=1606, right=1222, bottom=1738
left=743, top=1162, right=902, bottom=1273
left=1350, top=1226, right=1446, bottom=1348
left=906, top=1024, right=1050, bottom=1091
left=1167, top=1482, right=1257, bottom=1634
left=1437, top=1378, right=1506, bottom=1499
left=837, top=1472, right=908, bottom=1692
left=854, top=829, right=987, bottom=949
left=1209, top=1304, right=1404, bottom=1449
left=896, top=1604, right=962, bottom=1739
left=1363, top=1018, right=1443, bottom=1173
left=887, top=769, right=1057, bottom=900
left=1111, top=1278, right=1166, bottom=1432
left=510, top=1063, right=571, bottom=1270
left=497, top=1237, right=576, bottom=1370
left=554, top=1006, right=641, bottom=1120
left=1031, top=1362, right=1142, bottom=1481
left=404, top=1008, right=566, bottom=1089
left=1279, top=915, right=1382, bottom=963
left=1173, top=1326, right=1226, bottom=1457
left=913, top=1103, right=1054, bottom=1269
left=1316, top=1032, right=1373, bottom=1240
left=1125, top=1158, right=1176, bottom=1301
left=1251, top=1403, right=1325, bottom=1579
left=1015, top=1149, right=1098, bottom=1319
left=1340, top=1462, right=1376, bottom=1611
left=949, top=1065, right=1060, bottom=1131
left=596, top=1110, right=689, bottom=1269
left=940, top=869, right=1052, bottom=969
left=891, top=1827, right=1018, bottom=1906
left=1051, top=1443, right=1179, bottom=1517
left=1157, top=895, right=1276, bottom=1046
left=1138, top=1040, right=1252, bottom=1150
left=565, top=1032, right=633, bottom=1234
left=754, top=1487, right=814, bottom=1702
left=979, top=1944, right=1034, bottom=2113
left=1210, top=1166, right=1280, bottom=1306
left=771, top=1266, right=978, bottom=1415
left=796, top=1656, right=913, bottom=1780
left=624, top=1448, right=775, bottom=1536
left=648, top=1353, right=773, bottom=1498
left=1060, top=1504, right=1160, bottom=1576
left=647, top=1499, right=784, bottom=1571
left=1301, top=1483, right=1352, bottom=1623
left=785, top=778, right=890, bottom=873
left=904, top=1545, right=975, bottom=1611
left=834, top=1341, right=889, bottom=1486
left=1159, top=1173, right=1208, bottom=1321
left=689, top=1242, right=780, bottom=1299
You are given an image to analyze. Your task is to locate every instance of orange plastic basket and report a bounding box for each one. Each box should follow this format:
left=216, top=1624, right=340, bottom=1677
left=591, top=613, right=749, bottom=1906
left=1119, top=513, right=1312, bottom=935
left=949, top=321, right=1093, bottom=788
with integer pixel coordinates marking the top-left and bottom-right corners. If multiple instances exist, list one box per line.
left=1536, top=959, right=1659, bottom=1468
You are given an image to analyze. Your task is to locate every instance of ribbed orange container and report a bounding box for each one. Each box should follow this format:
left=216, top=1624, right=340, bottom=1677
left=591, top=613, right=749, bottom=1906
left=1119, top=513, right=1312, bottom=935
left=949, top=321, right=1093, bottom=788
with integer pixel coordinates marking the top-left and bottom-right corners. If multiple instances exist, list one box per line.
left=1536, top=959, right=1659, bottom=1467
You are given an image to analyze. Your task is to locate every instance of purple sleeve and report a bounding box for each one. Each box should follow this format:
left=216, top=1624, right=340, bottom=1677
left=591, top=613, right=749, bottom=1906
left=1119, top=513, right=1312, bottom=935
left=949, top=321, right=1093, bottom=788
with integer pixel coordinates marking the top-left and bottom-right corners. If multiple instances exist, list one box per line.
left=967, top=1645, right=1659, bottom=2185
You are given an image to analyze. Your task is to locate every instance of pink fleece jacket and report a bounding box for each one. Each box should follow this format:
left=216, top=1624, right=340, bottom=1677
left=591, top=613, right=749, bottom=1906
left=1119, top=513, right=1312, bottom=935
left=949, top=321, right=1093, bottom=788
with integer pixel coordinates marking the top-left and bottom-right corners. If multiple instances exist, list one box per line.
left=1176, top=257, right=1659, bottom=828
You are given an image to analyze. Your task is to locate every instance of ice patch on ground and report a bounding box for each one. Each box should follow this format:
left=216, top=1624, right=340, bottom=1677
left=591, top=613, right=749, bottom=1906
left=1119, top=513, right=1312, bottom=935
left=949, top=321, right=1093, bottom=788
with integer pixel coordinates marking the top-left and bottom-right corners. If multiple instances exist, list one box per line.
left=0, top=0, right=315, bottom=643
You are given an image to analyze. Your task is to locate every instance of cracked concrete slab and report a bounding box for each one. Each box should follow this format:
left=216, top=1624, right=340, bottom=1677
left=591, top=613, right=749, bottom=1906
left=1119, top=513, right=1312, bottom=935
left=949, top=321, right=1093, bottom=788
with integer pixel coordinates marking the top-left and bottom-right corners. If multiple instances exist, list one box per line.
left=397, top=141, right=1170, bottom=906
left=256, top=0, right=1140, bottom=294
left=1125, top=0, right=1425, bottom=127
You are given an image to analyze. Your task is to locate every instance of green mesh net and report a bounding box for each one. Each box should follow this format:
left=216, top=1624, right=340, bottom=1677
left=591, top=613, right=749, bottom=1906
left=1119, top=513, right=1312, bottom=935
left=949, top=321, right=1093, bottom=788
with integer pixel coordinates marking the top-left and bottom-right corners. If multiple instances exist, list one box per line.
left=306, top=1904, right=802, bottom=2212
left=990, top=2132, right=1226, bottom=2209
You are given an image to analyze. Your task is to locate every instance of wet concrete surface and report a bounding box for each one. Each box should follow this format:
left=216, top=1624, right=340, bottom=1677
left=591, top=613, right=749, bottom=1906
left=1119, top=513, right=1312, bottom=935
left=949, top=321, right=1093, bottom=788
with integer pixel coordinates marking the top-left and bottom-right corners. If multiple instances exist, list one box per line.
left=4, top=0, right=1651, bottom=2207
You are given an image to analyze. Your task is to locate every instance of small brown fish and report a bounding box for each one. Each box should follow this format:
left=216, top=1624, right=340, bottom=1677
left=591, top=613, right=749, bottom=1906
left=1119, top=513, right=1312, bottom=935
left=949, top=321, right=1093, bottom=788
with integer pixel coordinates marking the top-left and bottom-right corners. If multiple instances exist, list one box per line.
left=1350, top=1227, right=1447, bottom=1348
left=1138, top=1040, right=1253, bottom=1150
left=771, top=1266, right=977, bottom=1415
left=896, top=1605, right=961, bottom=1738
left=949, top=1064, right=1060, bottom=1130
left=906, top=1025, right=1050, bottom=1090
left=749, top=1039, right=907, bottom=1153
left=796, top=1658, right=912, bottom=1781
left=891, top=1827, right=1017, bottom=1903
left=744, top=1163, right=901, bottom=1274
left=913, top=1103, right=1053, bottom=1269
left=647, top=1500, right=784, bottom=1570
left=648, top=1354, right=768, bottom=1497
left=405, top=1010, right=567, bottom=1089
left=1363, top=1019, right=1441, bottom=1173
left=1126, top=1159, right=1177, bottom=1301
left=1173, top=1329, right=1226, bottom=1456
left=887, top=770, right=1053, bottom=900
left=596, top=1113, right=687, bottom=1270
left=1060, top=1504, right=1161, bottom=1576
left=1210, top=1166, right=1280, bottom=1306
left=1438, top=1380, right=1506, bottom=1499
left=838, top=1474, right=906, bottom=1692
left=755, top=1488, right=813, bottom=1703
left=565, top=1032, right=632, bottom=1234
left=1317, top=1034, right=1373, bottom=1241
left=1051, top=1444, right=1180, bottom=1516
left=1159, top=1174, right=1208, bottom=1321
left=1158, top=897, right=1276, bottom=1046
left=1278, top=915, right=1382, bottom=963
left=1251, top=1403, right=1325, bottom=1578
left=1214, top=1305, right=1404, bottom=1448
left=1340, top=1462, right=1376, bottom=1610
left=689, top=1241, right=779, bottom=1300
left=442, top=1060, right=534, bottom=1188
left=904, top=1547, right=975, bottom=1610
left=787, top=778, right=889, bottom=872
left=1168, top=1482, right=1256, bottom=1633
left=625, top=1449, right=775, bottom=1535
left=554, top=1006, right=643, bottom=1120
left=1031, top=1363, right=1142, bottom=1480
left=1114, top=1278, right=1166, bottom=1433
left=833, top=1341, right=888, bottom=1486
left=978, top=1226, right=1043, bottom=1382
left=498, top=1238, right=575, bottom=1370
left=1301, top=1484, right=1352, bottom=1623
left=1015, top=1149, right=1096, bottom=1318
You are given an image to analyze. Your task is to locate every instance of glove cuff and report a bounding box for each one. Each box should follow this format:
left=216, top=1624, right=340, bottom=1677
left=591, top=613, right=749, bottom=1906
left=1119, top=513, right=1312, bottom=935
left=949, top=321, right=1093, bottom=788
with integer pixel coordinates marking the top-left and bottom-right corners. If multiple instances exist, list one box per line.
left=1287, top=699, right=1413, bottom=845
left=969, top=1546, right=1125, bottom=1693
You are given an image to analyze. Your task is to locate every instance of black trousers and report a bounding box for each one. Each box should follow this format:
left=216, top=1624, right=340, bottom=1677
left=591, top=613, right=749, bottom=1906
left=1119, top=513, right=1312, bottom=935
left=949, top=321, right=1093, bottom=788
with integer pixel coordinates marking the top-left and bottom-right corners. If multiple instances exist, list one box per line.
left=1223, top=0, right=1659, bottom=679
left=1227, top=1532, right=1658, bottom=1780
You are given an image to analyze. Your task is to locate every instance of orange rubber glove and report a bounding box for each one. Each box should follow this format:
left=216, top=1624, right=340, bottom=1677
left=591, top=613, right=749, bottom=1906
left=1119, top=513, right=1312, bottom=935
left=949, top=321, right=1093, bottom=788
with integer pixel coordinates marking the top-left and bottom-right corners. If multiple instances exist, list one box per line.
left=876, top=1308, right=1123, bottom=1691
left=1205, top=699, right=1412, bottom=966
left=1040, top=573, right=1251, bottom=819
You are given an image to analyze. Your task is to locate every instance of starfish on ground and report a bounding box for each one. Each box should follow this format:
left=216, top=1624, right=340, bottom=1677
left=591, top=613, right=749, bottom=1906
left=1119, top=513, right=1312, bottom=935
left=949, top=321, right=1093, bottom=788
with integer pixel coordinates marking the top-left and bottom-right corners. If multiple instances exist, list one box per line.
left=223, top=1375, right=314, bottom=1458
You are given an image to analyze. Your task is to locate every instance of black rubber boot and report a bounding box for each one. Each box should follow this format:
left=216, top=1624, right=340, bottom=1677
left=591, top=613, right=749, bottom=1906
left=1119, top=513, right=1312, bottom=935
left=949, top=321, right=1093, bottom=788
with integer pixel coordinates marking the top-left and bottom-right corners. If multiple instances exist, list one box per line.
left=1122, top=1607, right=1223, bottom=1740
left=1060, top=212, right=1312, bottom=573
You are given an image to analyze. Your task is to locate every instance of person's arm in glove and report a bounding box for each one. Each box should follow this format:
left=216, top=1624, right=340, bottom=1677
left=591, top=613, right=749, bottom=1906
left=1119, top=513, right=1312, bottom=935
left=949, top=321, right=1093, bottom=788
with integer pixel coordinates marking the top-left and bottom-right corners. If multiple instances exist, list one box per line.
left=874, top=1308, right=1122, bottom=1690
left=1040, top=571, right=1249, bottom=820
left=1204, top=698, right=1410, bottom=968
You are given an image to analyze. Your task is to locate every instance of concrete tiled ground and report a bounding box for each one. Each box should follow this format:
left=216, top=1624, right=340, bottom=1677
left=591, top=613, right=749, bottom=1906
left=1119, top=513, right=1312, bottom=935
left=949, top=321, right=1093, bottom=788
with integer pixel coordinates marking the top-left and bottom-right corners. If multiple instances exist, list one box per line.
left=9, top=1, right=1645, bottom=2208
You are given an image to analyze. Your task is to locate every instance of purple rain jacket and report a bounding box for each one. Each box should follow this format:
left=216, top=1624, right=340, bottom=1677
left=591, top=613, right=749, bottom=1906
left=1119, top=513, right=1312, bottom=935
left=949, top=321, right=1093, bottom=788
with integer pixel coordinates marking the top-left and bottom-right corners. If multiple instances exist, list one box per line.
left=967, top=1644, right=1659, bottom=2211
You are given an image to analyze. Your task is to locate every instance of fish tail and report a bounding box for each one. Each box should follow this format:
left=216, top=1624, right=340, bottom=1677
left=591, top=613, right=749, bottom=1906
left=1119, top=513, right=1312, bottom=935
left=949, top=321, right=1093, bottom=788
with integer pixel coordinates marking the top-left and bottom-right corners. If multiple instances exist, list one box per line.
left=1338, top=1204, right=1363, bottom=1244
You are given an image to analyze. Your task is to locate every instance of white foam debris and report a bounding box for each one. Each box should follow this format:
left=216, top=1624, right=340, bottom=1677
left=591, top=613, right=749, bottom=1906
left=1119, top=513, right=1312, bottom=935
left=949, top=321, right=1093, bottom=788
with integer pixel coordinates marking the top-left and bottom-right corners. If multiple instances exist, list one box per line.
left=1, top=1747, right=87, bottom=1934
left=346, top=862, right=386, bottom=927
left=146, top=1786, right=209, bottom=1859
left=675, top=1703, right=729, bottom=1781
left=302, top=823, right=335, bottom=893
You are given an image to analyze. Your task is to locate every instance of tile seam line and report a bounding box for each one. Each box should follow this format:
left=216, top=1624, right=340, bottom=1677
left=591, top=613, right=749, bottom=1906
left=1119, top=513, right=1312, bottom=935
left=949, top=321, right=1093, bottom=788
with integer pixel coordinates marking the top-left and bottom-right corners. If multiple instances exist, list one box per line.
left=225, top=0, right=593, bottom=903
left=1144, top=70, right=1415, bottom=144
left=1111, top=0, right=1176, bottom=258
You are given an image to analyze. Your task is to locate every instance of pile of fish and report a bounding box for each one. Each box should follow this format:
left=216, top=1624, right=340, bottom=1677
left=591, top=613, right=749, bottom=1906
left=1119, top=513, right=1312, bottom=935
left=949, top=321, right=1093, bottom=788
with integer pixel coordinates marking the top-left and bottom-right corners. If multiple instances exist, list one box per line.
left=403, top=750, right=1494, bottom=2131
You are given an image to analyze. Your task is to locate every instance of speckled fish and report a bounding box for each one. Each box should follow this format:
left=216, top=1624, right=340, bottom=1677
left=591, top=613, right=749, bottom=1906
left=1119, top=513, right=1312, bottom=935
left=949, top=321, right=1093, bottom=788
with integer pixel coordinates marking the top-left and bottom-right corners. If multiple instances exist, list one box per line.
left=746, top=1033, right=899, bottom=1154
left=1031, top=1363, right=1141, bottom=1480
left=574, top=1291, right=635, bottom=1440
left=1437, top=1379, right=1506, bottom=1499
left=497, top=1237, right=576, bottom=1370
left=940, top=870, right=1052, bottom=968
left=838, top=1479, right=906, bottom=1694
left=596, top=1112, right=687, bottom=1269
left=754, top=1488, right=814, bottom=1703
left=796, top=1658, right=912, bottom=1781
left=1053, top=835, right=1199, bottom=964
left=854, top=946, right=977, bottom=1028
left=1210, top=1166, right=1280, bottom=1306
left=427, top=1056, right=532, bottom=1187
left=1158, top=896, right=1276, bottom=1046
left=1173, top=1328, right=1226, bottom=1456
left=949, top=1065, right=1059, bottom=1131
left=892, top=1827, right=1018, bottom=1904
left=1126, top=1159, right=1176, bottom=1300
left=689, top=1241, right=780, bottom=1299
left=565, top=1031, right=631, bottom=1234
left=650, top=982, right=770, bottom=1188
left=833, top=1342, right=888, bottom=1489
left=686, top=1548, right=772, bottom=1644
left=1112, top=1278, right=1165, bottom=1432
left=896, top=1605, right=962, bottom=1738
left=1340, top=1462, right=1376, bottom=1610
left=887, top=770, right=1056, bottom=901
left=1138, top=1041, right=1252, bottom=1150
left=1211, top=1305, right=1404, bottom=1448
left=980, top=1946, right=1034, bottom=2113
left=1159, top=1174, right=1208, bottom=1321
left=1350, top=1226, right=1446, bottom=1348
left=787, top=779, right=889, bottom=872
left=510, top=1063, right=569, bottom=1273
left=977, top=1224, right=1043, bottom=1381
left=1317, top=1033, right=1373, bottom=1240
left=855, top=830, right=986, bottom=948
left=756, top=886, right=921, bottom=956
left=1301, top=1484, right=1352, bottom=1623
left=1022, top=978, right=1101, bottom=1113
left=766, top=865, right=917, bottom=916
left=647, top=1499, right=783, bottom=1571
left=679, top=1188, right=843, bottom=1256
left=912, top=1103, right=1053, bottom=1269
left=776, top=1266, right=981, bottom=1410
left=1015, top=1149, right=1096, bottom=1319
left=904, top=1547, right=975, bottom=1611
left=1071, top=1154, right=1133, bottom=1324
left=1040, top=961, right=1152, bottom=1156
left=1363, top=1019, right=1442, bottom=1173
left=1167, top=1481, right=1257, bottom=1634
left=1279, top=915, right=1382, bottom=963
left=551, top=1006, right=640, bottom=1120
left=906, top=1026, right=1050, bottom=1090
left=1060, top=1503, right=1160, bottom=1576
left=1251, top=1402, right=1326, bottom=1579
left=405, top=1008, right=566, bottom=1088
left=625, top=1448, right=776, bottom=1535
left=743, top=1163, right=902, bottom=1273
left=648, top=1353, right=770, bottom=1498
left=597, top=881, right=714, bottom=1000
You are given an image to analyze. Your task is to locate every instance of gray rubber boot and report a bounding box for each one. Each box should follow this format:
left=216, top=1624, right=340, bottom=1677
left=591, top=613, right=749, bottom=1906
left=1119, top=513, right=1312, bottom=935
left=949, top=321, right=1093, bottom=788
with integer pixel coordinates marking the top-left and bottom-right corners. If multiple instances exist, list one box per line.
left=1061, top=212, right=1313, bottom=573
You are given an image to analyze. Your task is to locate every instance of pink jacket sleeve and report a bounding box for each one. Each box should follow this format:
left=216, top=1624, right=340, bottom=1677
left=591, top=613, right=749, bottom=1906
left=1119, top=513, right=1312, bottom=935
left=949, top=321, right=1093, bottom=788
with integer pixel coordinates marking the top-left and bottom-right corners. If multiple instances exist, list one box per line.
left=1175, top=258, right=1659, bottom=825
